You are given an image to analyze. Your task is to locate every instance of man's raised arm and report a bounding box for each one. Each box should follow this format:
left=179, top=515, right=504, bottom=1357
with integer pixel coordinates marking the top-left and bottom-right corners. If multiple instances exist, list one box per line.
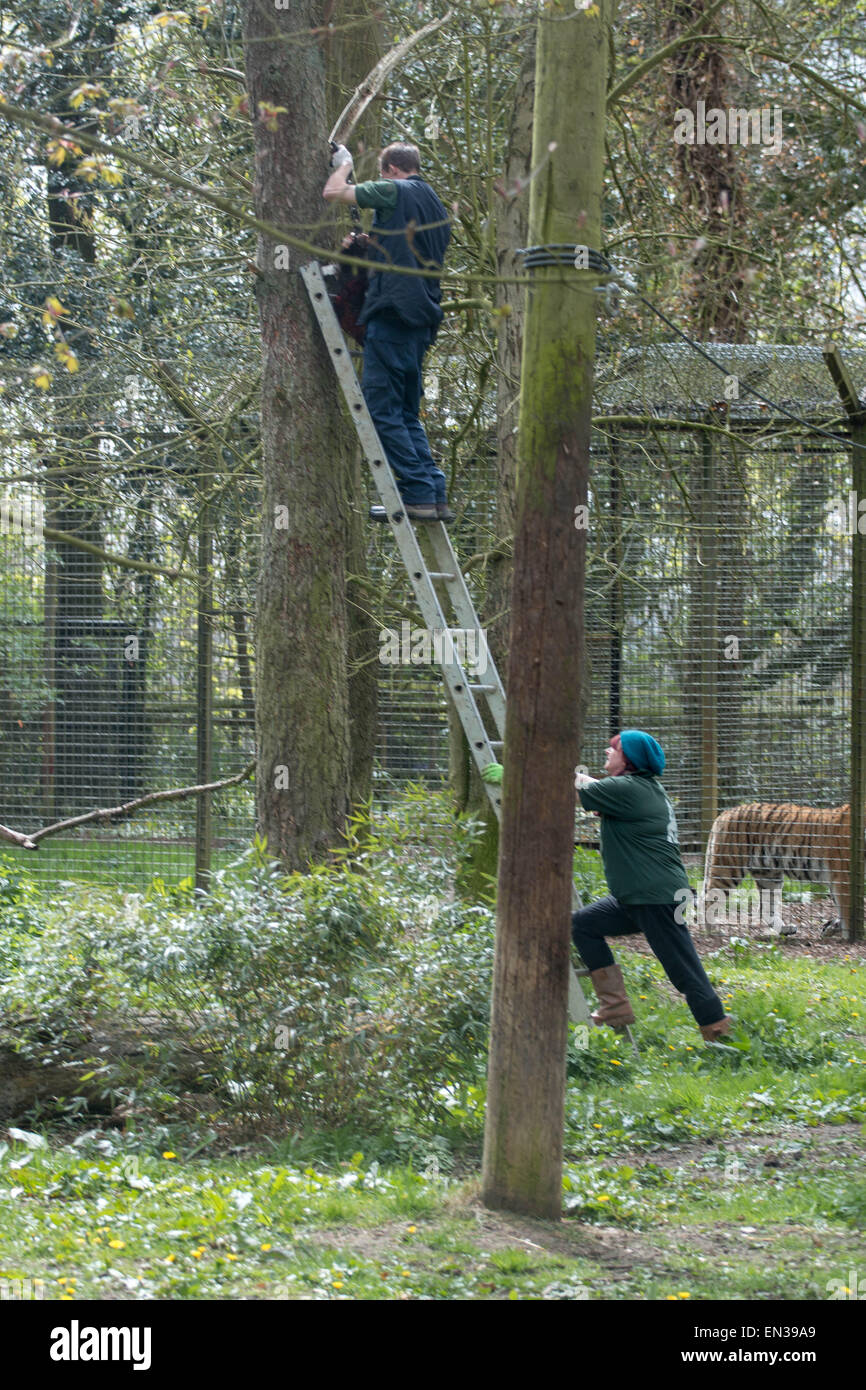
left=323, top=144, right=357, bottom=204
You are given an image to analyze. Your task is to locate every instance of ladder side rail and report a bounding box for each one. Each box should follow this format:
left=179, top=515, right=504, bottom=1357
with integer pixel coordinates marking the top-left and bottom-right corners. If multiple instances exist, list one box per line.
left=301, top=262, right=504, bottom=799
left=424, top=527, right=506, bottom=738
left=303, top=264, right=506, bottom=735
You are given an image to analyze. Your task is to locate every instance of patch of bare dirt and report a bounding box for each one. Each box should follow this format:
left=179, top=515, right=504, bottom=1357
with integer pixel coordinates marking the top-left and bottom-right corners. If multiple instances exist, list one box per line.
left=304, top=1206, right=672, bottom=1273
left=615, top=1122, right=865, bottom=1172
left=304, top=1123, right=863, bottom=1279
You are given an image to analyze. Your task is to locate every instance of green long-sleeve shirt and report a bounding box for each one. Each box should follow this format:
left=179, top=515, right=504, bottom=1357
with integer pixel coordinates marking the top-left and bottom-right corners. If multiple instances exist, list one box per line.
left=578, top=774, right=690, bottom=905
left=353, top=179, right=399, bottom=214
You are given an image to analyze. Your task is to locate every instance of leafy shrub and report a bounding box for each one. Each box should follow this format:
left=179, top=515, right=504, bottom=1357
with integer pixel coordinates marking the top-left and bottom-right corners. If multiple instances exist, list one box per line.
left=573, top=847, right=608, bottom=905
left=0, top=853, right=48, bottom=981
left=0, top=820, right=495, bottom=1135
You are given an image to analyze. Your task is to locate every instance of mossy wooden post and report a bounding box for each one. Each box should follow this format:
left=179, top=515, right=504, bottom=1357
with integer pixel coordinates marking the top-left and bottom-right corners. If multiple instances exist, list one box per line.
left=452, top=33, right=539, bottom=897
left=824, top=346, right=866, bottom=942
left=481, top=0, right=610, bottom=1219
left=853, top=424, right=866, bottom=944
left=608, top=441, right=623, bottom=735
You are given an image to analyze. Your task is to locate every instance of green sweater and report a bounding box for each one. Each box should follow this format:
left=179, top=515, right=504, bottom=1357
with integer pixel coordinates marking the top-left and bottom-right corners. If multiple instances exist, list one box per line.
left=578, top=774, right=690, bottom=905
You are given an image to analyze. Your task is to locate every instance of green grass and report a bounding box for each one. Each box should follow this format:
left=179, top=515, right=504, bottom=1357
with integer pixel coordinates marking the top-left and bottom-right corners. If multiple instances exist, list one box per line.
left=1, top=934, right=863, bottom=1301
left=0, top=1126, right=862, bottom=1300
left=21, top=837, right=249, bottom=890
left=1, top=825, right=864, bottom=1301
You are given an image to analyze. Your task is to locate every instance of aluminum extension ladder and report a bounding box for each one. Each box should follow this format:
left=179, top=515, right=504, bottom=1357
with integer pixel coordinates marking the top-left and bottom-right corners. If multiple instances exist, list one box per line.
left=301, top=259, right=597, bottom=1029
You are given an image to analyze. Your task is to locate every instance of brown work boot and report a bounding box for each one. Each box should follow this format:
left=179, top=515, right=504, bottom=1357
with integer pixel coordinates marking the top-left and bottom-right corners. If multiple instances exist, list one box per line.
left=589, top=964, right=635, bottom=1028
left=699, top=1016, right=732, bottom=1042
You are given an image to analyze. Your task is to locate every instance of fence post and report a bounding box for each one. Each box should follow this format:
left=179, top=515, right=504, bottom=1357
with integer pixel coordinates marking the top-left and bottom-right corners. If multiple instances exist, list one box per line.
left=698, top=430, right=719, bottom=845
left=823, top=346, right=865, bottom=942
left=195, top=493, right=214, bottom=891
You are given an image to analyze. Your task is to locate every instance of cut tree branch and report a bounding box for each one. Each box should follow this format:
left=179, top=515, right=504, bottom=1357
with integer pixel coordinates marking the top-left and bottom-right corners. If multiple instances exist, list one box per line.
left=0, top=824, right=37, bottom=850
left=329, top=9, right=454, bottom=144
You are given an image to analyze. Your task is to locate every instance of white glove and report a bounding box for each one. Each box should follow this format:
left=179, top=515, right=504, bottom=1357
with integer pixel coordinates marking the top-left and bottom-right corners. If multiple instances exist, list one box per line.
left=330, top=143, right=354, bottom=171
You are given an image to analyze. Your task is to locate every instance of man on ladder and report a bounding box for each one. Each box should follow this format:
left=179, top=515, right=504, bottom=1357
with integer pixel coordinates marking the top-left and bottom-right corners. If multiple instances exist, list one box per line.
left=323, top=141, right=455, bottom=523
left=301, top=224, right=599, bottom=1038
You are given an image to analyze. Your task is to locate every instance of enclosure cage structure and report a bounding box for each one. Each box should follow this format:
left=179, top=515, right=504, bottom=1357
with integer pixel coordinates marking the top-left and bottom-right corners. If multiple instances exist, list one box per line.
left=0, top=464, right=259, bottom=889
left=579, top=340, right=866, bottom=938
left=380, top=341, right=866, bottom=835
left=584, top=343, right=865, bottom=831
left=372, top=339, right=866, bottom=935
left=1, top=341, right=865, bottom=935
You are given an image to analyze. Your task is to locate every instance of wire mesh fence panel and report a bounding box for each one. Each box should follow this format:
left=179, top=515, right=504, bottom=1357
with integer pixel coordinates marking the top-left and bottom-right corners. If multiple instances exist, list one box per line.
left=2, top=335, right=864, bottom=940
left=583, top=438, right=852, bottom=836
left=0, top=446, right=259, bottom=888
left=583, top=341, right=866, bottom=938
left=375, top=661, right=449, bottom=789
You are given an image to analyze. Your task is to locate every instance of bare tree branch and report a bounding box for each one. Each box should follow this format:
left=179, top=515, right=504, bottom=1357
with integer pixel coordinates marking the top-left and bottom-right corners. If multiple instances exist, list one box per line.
left=1, top=763, right=254, bottom=850
left=329, top=8, right=454, bottom=144
left=42, top=527, right=185, bottom=580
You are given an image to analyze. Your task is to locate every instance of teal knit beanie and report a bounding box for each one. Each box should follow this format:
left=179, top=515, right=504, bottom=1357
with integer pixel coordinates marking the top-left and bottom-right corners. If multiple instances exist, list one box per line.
left=619, top=729, right=665, bottom=776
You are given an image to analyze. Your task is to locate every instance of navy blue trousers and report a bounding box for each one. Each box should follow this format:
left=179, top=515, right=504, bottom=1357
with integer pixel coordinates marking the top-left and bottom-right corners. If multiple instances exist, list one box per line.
left=571, top=895, right=725, bottom=1027
left=361, top=317, right=447, bottom=505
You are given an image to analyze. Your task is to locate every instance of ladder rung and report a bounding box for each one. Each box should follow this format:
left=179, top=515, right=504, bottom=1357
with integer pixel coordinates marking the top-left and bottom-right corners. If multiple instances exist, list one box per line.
left=427, top=571, right=455, bottom=580
left=469, top=684, right=495, bottom=692
left=489, top=740, right=503, bottom=749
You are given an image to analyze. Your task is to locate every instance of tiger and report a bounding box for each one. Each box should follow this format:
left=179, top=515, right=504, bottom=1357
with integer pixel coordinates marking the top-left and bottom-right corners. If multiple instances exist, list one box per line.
left=699, top=802, right=852, bottom=938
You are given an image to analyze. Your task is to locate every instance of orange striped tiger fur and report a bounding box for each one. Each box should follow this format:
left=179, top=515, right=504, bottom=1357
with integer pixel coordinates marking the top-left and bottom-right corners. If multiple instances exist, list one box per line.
left=700, top=802, right=851, bottom=938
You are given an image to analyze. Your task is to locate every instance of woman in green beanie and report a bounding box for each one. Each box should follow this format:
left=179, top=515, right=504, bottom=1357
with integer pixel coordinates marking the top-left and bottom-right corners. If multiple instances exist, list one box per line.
left=572, top=730, right=731, bottom=1042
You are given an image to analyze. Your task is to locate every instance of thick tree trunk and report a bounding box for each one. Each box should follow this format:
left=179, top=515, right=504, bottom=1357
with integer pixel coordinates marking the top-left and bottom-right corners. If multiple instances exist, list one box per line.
left=481, top=0, right=610, bottom=1219
left=668, top=0, right=749, bottom=342
left=44, top=429, right=106, bottom=817
left=327, top=1, right=382, bottom=815
left=40, top=11, right=116, bottom=817
left=346, top=455, right=378, bottom=815
left=667, top=6, right=749, bottom=830
left=244, top=2, right=356, bottom=866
